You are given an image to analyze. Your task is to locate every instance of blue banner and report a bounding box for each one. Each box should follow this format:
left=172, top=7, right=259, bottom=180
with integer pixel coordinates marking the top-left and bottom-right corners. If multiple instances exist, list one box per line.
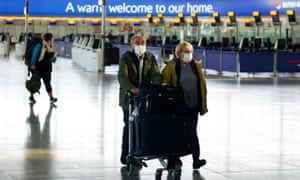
left=1, top=0, right=300, bottom=17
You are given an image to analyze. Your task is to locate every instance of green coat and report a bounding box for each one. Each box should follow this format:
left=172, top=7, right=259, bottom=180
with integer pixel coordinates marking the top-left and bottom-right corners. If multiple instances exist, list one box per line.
left=118, top=50, right=161, bottom=109
left=161, top=59, right=208, bottom=115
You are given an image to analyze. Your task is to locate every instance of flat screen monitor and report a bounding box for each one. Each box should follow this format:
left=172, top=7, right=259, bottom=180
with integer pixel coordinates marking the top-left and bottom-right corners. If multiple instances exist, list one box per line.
left=239, top=37, right=249, bottom=50
left=263, top=38, right=271, bottom=49
left=149, top=36, right=157, bottom=44
left=272, top=15, right=280, bottom=25
left=254, top=38, right=262, bottom=49
left=192, top=16, right=198, bottom=25
left=171, top=35, right=178, bottom=44
left=229, top=16, right=236, bottom=24
left=254, top=16, right=262, bottom=24
left=214, top=16, right=221, bottom=23
left=222, top=37, right=230, bottom=47
left=198, top=37, right=207, bottom=47
left=84, top=37, right=90, bottom=47
left=276, top=38, right=286, bottom=50
left=288, top=15, right=296, bottom=24
left=185, top=36, right=192, bottom=43
left=92, top=39, right=101, bottom=49
left=18, top=34, right=24, bottom=42
left=295, top=37, right=300, bottom=44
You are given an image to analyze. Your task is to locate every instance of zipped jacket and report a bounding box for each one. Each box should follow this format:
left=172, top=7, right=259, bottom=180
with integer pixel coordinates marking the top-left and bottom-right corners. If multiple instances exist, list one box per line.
left=161, top=59, right=208, bottom=115
left=118, top=50, right=161, bottom=109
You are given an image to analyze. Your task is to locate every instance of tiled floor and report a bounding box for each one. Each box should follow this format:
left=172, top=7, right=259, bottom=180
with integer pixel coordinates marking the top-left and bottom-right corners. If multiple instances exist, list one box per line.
left=1, top=49, right=300, bottom=180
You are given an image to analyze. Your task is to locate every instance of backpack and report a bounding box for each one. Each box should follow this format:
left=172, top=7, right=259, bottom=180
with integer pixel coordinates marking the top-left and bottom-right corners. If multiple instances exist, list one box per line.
left=24, top=37, right=42, bottom=66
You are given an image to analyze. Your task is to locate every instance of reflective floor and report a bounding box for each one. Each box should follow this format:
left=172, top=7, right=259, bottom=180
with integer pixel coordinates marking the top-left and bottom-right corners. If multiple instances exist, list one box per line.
left=1, top=49, right=300, bottom=180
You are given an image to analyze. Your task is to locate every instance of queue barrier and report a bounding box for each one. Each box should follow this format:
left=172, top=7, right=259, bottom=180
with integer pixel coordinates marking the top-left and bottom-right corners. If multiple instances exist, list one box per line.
left=100, top=44, right=300, bottom=75
left=195, top=48, right=300, bottom=76
left=277, top=52, right=300, bottom=73
left=53, top=40, right=73, bottom=58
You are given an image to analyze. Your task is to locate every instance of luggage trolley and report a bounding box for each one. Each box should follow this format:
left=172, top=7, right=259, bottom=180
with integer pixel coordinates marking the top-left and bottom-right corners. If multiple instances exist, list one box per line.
left=126, top=90, right=194, bottom=180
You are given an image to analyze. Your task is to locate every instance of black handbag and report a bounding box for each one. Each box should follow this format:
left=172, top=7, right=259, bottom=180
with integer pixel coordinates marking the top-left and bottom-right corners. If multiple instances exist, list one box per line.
left=25, top=70, right=41, bottom=94
left=145, top=84, right=185, bottom=115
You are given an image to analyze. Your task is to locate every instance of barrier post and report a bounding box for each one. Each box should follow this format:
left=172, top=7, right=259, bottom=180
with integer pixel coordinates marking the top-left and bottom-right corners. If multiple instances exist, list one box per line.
left=236, top=51, right=240, bottom=77
left=273, top=51, right=278, bottom=77
left=24, top=0, right=29, bottom=33
left=219, top=48, right=223, bottom=75
left=100, top=0, right=106, bottom=73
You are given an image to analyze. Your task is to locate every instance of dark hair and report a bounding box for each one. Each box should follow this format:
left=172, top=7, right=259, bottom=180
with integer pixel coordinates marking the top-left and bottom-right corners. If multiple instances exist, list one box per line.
left=43, top=33, right=53, bottom=41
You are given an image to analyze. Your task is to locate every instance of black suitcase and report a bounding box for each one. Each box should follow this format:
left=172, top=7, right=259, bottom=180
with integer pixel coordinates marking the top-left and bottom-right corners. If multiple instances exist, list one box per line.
left=132, top=113, right=193, bottom=157
left=142, top=84, right=186, bottom=115
left=126, top=92, right=192, bottom=177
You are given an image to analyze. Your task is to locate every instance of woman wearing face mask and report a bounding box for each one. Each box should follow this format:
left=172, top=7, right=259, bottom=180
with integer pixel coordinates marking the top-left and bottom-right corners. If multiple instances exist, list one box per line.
left=161, top=41, right=208, bottom=169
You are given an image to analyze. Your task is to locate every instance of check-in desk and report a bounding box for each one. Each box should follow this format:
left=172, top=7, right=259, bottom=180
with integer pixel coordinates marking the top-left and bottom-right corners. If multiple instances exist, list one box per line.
left=0, top=33, right=10, bottom=56
left=71, top=35, right=104, bottom=72
left=15, top=42, right=26, bottom=57
left=72, top=35, right=89, bottom=68
left=71, top=35, right=81, bottom=65
left=15, top=34, right=26, bottom=57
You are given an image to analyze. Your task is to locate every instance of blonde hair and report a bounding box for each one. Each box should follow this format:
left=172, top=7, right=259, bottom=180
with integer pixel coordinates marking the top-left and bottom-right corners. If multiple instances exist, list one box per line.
left=175, top=41, right=193, bottom=57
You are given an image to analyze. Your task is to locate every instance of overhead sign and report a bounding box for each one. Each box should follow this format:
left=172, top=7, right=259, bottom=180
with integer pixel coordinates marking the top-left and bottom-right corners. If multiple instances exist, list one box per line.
left=1, top=0, right=300, bottom=17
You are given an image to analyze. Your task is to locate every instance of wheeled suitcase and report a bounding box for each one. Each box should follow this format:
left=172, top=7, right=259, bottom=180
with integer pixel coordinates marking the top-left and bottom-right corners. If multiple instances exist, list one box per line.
left=132, top=113, right=193, bottom=157
left=125, top=91, right=194, bottom=178
left=145, top=84, right=185, bottom=115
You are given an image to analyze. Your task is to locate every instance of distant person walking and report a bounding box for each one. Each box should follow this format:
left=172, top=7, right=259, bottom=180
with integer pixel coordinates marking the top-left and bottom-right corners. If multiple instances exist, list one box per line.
left=29, top=33, right=58, bottom=104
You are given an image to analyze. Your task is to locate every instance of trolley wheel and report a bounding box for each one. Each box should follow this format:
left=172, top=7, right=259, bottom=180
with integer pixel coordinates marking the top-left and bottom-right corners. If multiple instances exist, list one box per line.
left=155, top=169, right=162, bottom=180
left=127, top=163, right=134, bottom=176
left=173, top=169, right=181, bottom=180
left=158, top=158, right=168, bottom=168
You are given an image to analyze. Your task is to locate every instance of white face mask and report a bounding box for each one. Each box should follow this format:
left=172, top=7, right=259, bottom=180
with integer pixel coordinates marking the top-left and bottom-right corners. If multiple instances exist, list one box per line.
left=183, top=53, right=193, bottom=63
left=134, top=45, right=146, bottom=56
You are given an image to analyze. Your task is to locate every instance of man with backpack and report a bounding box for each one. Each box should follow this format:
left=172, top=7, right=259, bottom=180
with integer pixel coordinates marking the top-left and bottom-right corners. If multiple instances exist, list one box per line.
left=27, top=33, right=58, bottom=104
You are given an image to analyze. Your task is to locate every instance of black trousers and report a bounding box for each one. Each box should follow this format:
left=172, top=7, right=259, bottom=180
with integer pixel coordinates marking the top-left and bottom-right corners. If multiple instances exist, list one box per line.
left=39, top=70, right=52, bottom=93
left=167, top=108, right=200, bottom=168
left=121, top=108, right=129, bottom=154
left=183, top=107, right=200, bottom=160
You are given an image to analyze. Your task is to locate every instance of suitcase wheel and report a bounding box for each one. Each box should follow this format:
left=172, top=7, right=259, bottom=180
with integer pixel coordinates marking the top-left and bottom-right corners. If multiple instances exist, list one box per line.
left=155, top=169, right=162, bottom=180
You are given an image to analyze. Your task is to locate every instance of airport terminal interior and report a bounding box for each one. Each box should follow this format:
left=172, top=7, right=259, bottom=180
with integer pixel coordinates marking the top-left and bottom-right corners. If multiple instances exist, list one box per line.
left=0, top=40, right=300, bottom=180
left=1, top=2, right=300, bottom=179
